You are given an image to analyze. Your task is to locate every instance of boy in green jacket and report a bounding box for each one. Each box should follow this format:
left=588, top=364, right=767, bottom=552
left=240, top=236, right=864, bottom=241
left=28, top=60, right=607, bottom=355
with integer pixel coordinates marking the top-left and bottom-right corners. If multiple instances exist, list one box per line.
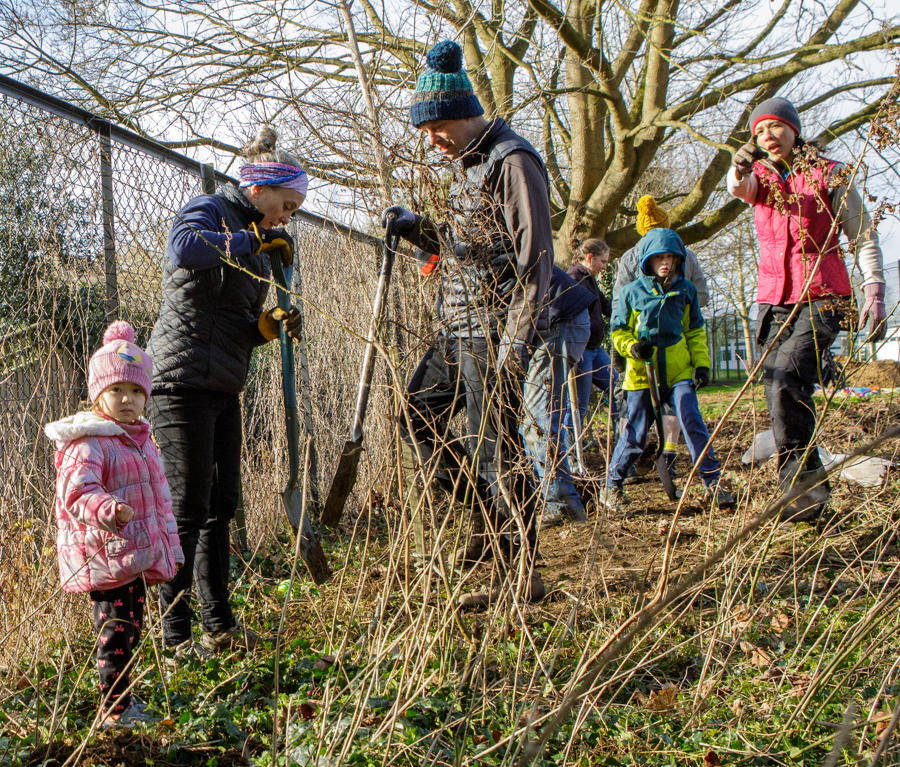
left=600, top=228, right=734, bottom=510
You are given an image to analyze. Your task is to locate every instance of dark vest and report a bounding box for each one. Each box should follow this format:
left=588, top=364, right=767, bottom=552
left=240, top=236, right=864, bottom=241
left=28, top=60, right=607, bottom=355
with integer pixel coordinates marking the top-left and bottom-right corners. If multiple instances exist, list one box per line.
left=148, top=186, right=270, bottom=393
left=439, top=120, right=548, bottom=338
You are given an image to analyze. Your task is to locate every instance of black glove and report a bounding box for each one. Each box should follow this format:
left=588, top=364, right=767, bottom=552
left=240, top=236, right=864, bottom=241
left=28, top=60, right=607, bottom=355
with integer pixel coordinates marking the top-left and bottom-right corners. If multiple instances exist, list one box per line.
left=631, top=340, right=654, bottom=360
left=694, top=367, right=710, bottom=389
left=282, top=307, right=303, bottom=340
left=381, top=206, right=417, bottom=237
left=733, top=140, right=766, bottom=177
left=249, top=223, right=294, bottom=267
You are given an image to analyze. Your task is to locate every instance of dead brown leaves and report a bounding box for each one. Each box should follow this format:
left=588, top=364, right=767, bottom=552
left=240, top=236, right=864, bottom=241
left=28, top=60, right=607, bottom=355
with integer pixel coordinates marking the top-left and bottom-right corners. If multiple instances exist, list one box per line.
left=644, top=683, right=678, bottom=712
left=740, top=640, right=774, bottom=668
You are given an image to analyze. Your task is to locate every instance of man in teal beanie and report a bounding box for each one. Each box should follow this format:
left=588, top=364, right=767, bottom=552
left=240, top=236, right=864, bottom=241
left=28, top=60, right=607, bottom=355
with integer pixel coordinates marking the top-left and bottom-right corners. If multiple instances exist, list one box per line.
left=383, top=39, right=555, bottom=609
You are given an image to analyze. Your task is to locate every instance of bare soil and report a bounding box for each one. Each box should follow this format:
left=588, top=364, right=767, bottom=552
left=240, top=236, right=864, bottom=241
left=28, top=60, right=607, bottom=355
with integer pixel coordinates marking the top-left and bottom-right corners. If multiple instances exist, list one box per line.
left=836, top=356, right=900, bottom=388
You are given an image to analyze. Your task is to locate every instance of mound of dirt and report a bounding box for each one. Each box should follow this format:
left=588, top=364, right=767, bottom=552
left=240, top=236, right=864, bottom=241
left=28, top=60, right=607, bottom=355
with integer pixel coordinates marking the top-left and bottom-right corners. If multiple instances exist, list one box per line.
left=24, top=731, right=246, bottom=767
left=835, top=357, right=900, bottom=389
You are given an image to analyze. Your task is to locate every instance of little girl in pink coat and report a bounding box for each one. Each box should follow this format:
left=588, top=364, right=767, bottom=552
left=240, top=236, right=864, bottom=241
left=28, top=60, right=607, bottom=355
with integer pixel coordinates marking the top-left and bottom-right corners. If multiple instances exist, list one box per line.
left=45, top=321, right=183, bottom=728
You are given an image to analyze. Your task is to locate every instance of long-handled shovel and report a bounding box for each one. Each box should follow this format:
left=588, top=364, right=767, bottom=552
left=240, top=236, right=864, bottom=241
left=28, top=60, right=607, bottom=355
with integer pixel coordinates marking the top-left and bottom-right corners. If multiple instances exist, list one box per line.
left=270, top=253, right=332, bottom=584
left=640, top=329, right=678, bottom=501
left=565, top=356, right=587, bottom=476
left=321, top=217, right=400, bottom=528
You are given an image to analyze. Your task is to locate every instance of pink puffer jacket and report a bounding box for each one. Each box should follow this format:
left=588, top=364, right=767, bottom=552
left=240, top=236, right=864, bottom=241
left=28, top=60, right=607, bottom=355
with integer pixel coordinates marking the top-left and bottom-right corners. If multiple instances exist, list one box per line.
left=45, top=412, right=184, bottom=593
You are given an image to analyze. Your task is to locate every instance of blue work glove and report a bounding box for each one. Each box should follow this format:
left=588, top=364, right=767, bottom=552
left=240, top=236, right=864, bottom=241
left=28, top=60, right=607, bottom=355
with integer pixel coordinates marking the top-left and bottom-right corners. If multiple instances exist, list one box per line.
left=381, top=206, right=417, bottom=237
left=498, top=337, right=530, bottom=373
left=631, top=340, right=654, bottom=360
left=694, top=366, right=710, bottom=389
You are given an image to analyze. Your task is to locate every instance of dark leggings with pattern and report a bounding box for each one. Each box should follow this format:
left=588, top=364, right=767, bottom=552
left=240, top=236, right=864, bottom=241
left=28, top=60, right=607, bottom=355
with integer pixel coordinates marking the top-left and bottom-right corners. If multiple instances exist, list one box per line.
left=90, top=578, right=145, bottom=714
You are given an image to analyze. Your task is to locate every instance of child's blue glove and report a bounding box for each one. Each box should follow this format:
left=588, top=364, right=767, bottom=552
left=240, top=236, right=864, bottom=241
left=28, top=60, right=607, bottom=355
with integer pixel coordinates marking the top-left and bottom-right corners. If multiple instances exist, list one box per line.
left=694, top=367, right=710, bottom=388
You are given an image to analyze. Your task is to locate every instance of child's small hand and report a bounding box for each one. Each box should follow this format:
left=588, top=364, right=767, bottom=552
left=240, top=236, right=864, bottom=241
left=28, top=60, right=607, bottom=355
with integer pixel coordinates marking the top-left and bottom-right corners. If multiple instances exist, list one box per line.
left=631, top=340, right=655, bottom=360
left=115, top=503, right=135, bottom=525
left=694, top=367, right=710, bottom=389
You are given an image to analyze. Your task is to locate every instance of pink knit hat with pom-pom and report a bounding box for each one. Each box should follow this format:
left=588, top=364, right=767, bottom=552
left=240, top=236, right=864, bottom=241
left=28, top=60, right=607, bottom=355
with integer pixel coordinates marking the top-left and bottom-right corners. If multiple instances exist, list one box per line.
left=88, top=321, right=153, bottom=403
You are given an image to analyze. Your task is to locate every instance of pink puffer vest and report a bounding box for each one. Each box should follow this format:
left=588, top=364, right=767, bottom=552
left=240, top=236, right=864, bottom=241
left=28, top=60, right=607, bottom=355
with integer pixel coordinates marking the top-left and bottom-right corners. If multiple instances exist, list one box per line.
left=753, top=157, right=852, bottom=305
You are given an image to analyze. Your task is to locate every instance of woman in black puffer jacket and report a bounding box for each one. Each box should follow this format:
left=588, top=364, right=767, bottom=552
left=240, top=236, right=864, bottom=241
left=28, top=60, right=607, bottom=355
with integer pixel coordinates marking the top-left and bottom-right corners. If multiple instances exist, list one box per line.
left=148, top=126, right=307, bottom=659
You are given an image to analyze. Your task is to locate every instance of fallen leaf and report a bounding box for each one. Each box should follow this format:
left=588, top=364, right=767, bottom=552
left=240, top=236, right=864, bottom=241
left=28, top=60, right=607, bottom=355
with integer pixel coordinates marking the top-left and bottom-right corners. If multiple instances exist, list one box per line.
left=646, top=684, right=677, bottom=711
left=299, top=702, right=317, bottom=720
left=790, top=673, right=812, bottom=694
left=657, top=521, right=670, bottom=537
left=313, top=654, right=336, bottom=670
left=491, top=729, right=502, bottom=743
left=876, top=720, right=890, bottom=742
left=771, top=613, right=790, bottom=633
left=740, top=641, right=773, bottom=667
left=732, top=604, right=753, bottom=634
left=473, top=735, right=488, bottom=745
left=361, top=715, right=384, bottom=727
left=704, top=750, right=721, bottom=767
left=731, top=698, right=744, bottom=717
left=756, top=668, right=811, bottom=695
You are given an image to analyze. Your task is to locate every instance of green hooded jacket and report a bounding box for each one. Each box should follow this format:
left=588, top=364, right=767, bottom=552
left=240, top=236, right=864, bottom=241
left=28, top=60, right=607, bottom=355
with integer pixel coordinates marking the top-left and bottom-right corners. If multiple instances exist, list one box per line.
left=610, top=228, right=710, bottom=391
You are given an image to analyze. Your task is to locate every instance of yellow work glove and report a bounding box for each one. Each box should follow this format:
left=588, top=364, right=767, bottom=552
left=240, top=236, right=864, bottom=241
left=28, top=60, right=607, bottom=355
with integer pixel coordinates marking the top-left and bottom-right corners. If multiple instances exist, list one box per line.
left=248, top=222, right=294, bottom=267
left=258, top=307, right=303, bottom=342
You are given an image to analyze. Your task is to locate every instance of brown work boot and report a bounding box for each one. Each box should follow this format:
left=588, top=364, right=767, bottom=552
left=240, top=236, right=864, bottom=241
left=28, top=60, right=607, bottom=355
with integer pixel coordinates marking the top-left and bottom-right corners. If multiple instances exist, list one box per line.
left=199, top=622, right=273, bottom=653
left=458, top=570, right=546, bottom=611
left=452, top=535, right=492, bottom=569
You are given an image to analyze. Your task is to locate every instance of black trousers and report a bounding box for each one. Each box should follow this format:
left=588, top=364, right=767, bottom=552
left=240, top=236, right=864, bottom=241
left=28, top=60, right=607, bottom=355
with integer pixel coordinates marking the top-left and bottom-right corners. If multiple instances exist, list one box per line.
left=148, top=390, right=241, bottom=646
left=759, top=301, right=842, bottom=492
left=91, top=578, right=145, bottom=714
left=400, top=335, right=538, bottom=562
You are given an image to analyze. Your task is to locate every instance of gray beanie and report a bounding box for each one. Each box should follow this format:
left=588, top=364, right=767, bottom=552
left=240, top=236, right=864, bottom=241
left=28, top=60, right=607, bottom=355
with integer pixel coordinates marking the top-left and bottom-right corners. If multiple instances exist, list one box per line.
left=751, top=97, right=801, bottom=136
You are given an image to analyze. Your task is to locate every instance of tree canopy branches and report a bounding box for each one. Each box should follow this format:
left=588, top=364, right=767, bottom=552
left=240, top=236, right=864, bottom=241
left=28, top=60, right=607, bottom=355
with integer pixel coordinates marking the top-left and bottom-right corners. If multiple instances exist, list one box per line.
left=0, top=0, right=895, bottom=251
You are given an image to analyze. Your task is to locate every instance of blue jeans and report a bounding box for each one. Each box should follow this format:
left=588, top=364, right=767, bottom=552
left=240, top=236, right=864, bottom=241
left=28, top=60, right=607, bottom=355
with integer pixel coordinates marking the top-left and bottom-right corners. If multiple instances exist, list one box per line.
left=522, top=311, right=591, bottom=507
left=563, top=346, right=618, bottom=453
left=608, top=379, right=720, bottom=487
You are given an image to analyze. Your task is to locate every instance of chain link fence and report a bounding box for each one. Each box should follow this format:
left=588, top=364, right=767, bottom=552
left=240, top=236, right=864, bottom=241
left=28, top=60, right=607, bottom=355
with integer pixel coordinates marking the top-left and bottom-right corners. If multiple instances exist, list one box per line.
left=0, top=74, right=430, bottom=650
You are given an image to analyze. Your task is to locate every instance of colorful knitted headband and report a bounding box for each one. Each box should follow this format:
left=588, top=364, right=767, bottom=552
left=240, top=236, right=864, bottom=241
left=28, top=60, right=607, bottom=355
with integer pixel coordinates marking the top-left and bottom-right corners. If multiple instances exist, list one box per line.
left=239, top=162, right=309, bottom=195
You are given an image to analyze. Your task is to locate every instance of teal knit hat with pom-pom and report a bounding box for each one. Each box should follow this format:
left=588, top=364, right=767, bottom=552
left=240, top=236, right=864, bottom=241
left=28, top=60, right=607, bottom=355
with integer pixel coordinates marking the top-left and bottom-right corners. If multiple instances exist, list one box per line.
left=410, top=40, right=484, bottom=128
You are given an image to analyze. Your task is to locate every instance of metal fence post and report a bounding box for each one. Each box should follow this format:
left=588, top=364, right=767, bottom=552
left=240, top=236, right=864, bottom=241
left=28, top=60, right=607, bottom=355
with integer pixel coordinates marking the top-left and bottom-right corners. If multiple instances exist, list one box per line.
left=200, top=163, right=216, bottom=195
left=96, top=120, right=119, bottom=323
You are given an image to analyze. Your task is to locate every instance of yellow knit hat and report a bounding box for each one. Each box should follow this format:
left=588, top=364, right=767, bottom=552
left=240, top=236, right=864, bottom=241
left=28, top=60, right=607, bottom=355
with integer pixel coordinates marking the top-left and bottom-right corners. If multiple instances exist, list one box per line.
left=636, top=195, right=669, bottom=236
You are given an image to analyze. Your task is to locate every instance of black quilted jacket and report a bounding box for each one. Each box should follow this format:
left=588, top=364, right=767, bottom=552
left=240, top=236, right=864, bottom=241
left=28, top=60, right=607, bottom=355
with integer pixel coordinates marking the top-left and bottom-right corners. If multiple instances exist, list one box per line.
left=148, top=185, right=270, bottom=393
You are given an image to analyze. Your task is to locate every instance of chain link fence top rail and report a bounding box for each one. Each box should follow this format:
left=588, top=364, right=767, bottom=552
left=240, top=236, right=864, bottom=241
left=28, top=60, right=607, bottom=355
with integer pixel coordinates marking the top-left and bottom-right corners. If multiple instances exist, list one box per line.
left=0, top=74, right=431, bottom=649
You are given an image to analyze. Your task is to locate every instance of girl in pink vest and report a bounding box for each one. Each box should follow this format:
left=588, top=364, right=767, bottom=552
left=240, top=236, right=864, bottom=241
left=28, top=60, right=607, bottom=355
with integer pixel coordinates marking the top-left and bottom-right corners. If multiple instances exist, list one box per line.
left=728, top=96, right=886, bottom=522
left=45, top=321, right=184, bottom=728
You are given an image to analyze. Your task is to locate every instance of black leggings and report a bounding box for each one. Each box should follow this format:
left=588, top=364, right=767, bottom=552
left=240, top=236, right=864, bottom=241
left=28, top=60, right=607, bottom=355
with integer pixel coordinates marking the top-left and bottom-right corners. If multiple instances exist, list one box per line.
left=90, top=578, right=146, bottom=714
left=149, top=390, right=241, bottom=647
